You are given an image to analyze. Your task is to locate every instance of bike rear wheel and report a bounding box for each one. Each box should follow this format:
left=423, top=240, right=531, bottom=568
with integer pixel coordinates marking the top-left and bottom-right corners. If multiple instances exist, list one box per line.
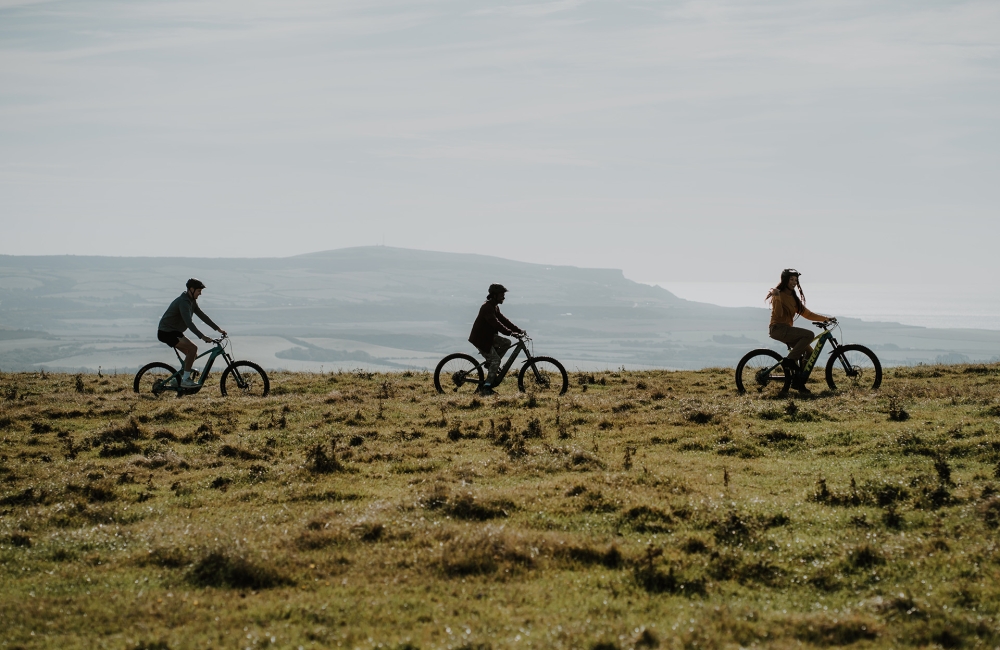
left=518, top=356, right=569, bottom=396
left=825, top=345, right=882, bottom=391
left=133, top=362, right=177, bottom=396
left=434, top=353, right=484, bottom=394
left=220, top=360, right=270, bottom=397
left=735, top=349, right=791, bottom=397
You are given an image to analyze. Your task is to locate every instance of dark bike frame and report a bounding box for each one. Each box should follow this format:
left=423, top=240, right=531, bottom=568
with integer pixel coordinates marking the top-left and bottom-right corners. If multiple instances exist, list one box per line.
left=758, top=321, right=855, bottom=384
left=478, top=336, right=536, bottom=389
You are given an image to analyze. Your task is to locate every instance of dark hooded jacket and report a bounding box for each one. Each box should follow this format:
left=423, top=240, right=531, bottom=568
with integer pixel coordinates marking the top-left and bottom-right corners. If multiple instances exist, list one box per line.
left=469, top=300, right=521, bottom=351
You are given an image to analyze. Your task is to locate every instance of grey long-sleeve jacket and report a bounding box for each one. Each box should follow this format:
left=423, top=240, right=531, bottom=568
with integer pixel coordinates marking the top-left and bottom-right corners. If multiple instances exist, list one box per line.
left=157, top=292, right=220, bottom=340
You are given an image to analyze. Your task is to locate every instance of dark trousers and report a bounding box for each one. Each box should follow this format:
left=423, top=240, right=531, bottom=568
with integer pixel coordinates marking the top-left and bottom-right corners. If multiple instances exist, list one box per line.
left=769, top=323, right=814, bottom=361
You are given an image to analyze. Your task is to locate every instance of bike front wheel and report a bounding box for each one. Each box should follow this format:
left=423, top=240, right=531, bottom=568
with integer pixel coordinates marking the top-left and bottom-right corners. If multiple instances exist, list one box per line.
left=735, top=349, right=791, bottom=397
left=133, top=362, right=178, bottom=396
left=518, top=356, right=569, bottom=396
left=220, top=361, right=270, bottom=397
left=825, top=345, right=882, bottom=391
left=434, top=353, right=484, bottom=394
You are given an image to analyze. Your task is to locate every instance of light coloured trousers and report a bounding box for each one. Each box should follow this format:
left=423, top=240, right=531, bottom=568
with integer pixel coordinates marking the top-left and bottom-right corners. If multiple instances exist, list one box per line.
left=477, top=335, right=512, bottom=386
left=769, top=323, right=814, bottom=361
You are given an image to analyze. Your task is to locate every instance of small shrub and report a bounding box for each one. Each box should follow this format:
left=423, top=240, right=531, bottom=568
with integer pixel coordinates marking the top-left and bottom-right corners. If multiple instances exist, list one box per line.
left=679, top=537, right=709, bottom=554
left=9, top=533, right=31, bottom=548
left=522, top=418, right=543, bottom=439
left=139, top=547, right=188, bottom=568
left=792, top=616, right=879, bottom=646
left=685, top=410, right=714, bottom=424
left=353, top=521, right=384, bottom=542
left=887, top=397, right=910, bottom=422
left=757, top=428, right=805, bottom=450
left=218, top=445, right=261, bottom=461
left=977, top=496, right=1000, bottom=529
left=633, top=546, right=705, bottom=595
left=557, top=544, right=623, bottom=569
left=933, top=456, right=953, bottom=485
left=440, top=528, right=537, bottom=577
left=845, top=544, right=885, bottom=570
left=445, top=493, right=512, bottom=521
left=619, top=505, right=672, bottom=533
left=305, top=443, right=343, bottom=473
left=882, top=504, right=904, bottom=529
left=187, top=550, right=291, bottom=589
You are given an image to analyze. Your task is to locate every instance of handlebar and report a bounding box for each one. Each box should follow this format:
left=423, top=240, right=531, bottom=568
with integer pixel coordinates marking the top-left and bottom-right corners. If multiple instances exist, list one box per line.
left=812, top=318, right=837, bottom=329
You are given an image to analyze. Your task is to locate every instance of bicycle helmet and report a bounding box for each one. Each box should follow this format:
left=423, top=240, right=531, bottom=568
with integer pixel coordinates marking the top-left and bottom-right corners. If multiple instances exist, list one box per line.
left=488, top=283, right=508, bottom=298
left=186, top=278, right=206, bottom=290
left=780, top=269, right=800, bottom=283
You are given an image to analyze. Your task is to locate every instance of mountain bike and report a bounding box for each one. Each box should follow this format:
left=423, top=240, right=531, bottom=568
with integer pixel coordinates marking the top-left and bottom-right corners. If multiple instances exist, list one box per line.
left=735, top=319, right=881, bottom=396
left=434, top=335, right=569, bottom=396
left=133, top=335, right=270, bottom=397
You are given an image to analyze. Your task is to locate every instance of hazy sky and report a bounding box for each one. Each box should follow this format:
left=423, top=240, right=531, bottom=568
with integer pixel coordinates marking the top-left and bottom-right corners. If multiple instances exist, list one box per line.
left=2, top=0, right=998, bottom=284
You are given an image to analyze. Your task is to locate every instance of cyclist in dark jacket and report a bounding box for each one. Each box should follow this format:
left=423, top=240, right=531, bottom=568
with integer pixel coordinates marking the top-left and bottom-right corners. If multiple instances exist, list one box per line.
left=157, top=278, right=227, bottom=387
left=469, top=284, right=524, bottom=395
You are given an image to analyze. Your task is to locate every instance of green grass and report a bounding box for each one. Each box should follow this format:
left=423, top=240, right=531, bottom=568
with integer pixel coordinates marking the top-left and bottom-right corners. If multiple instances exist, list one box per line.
left=2, top=365, right=1000, bottom=649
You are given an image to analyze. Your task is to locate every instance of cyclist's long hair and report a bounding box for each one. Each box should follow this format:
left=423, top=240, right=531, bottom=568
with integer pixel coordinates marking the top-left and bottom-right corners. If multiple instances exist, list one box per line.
left=767, top=276, right=806, bottom=312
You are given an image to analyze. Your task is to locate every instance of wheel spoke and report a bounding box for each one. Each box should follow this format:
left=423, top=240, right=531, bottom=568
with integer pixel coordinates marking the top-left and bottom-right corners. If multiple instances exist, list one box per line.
left=519, top=357, right=568, bottom=396
left=827, top=345, right=881, bottom=391
left=221, top=361, right=270, bottom=397
left=736, top=351, right=790, bottom=397
left=133, top=363, right=177, bottom=397
left=435, top=354, right=483, bottom=394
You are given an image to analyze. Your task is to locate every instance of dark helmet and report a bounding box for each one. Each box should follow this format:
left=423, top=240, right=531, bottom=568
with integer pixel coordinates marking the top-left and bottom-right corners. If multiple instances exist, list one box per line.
left=780, top=268, right=800, bottom=283
left=186, top=278, right=206, bottom=290
left=488, top=283, right=508, bottom=298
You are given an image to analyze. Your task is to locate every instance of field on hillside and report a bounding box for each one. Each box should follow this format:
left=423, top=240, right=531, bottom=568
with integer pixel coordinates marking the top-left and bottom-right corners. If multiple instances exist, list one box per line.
left=2, top=365, right=1000, bottom=649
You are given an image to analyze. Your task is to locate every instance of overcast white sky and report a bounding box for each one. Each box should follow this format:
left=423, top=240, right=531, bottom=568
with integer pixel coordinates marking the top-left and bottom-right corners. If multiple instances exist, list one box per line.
left=1, top=0, right=998, bottom=284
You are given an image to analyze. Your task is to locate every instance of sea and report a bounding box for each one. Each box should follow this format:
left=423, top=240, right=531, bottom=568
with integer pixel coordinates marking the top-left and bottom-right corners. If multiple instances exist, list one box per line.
left=653, top=283, right=1000, bottom=332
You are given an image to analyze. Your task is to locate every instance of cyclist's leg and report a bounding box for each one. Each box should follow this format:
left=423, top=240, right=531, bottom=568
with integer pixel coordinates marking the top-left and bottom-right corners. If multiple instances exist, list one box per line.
left=786, top=327, right=814, bottom=361
left=480, top=336, right=512, bottom=388
left=769, top=324, right=812, bottom=362
left=478, top=346, right=500, bottom=387
left=174, top=337, right=198, bottom=372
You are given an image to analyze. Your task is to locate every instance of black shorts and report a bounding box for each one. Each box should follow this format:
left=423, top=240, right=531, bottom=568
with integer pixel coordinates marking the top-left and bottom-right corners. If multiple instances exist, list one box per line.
left=157, top=330, right=186, bottom=348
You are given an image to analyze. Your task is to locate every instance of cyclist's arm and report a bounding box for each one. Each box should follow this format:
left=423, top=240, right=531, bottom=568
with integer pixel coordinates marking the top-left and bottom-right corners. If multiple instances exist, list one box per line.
left=495, top=309, right=522, bottom=335
left=193, top=303, right=223, bottom=334
left=180, top=302, right=210, bottom=341
left=798, top=306, right=831, bottom=322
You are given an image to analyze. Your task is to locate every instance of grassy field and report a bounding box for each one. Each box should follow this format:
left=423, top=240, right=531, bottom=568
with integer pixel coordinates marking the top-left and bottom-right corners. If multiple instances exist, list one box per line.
left=2, top=365, right=1000, bottom=649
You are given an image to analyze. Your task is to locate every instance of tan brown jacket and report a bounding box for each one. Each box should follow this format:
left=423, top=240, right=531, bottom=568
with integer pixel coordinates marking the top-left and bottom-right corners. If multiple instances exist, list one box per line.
left=769, top=289, right=827, bottom=327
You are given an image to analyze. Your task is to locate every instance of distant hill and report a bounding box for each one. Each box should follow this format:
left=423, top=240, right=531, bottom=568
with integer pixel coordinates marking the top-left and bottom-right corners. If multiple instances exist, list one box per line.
left=2, top=247, right=1000, bottom=371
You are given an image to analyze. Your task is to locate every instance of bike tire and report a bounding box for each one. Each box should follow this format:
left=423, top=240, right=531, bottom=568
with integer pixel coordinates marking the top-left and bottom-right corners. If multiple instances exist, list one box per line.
left=735, top=349, right=791, bottom=397
left=433, top=353, right=484, bottom=394
left=518, top=356, right=569, bottom=396
left=220, top=360, right=270, bottom=397
left=825, top=344, right=882, bottom=391
left=133, top=362, right=178, bottom=396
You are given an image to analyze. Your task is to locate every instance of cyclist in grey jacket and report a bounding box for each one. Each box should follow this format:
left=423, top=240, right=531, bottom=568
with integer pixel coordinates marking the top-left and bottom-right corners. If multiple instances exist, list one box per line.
left=157, top=278, right=227, bottom=387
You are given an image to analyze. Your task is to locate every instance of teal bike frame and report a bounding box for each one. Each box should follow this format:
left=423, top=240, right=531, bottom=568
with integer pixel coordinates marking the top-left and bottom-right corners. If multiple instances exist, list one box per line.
left=155, top=339, right=233, bottom=395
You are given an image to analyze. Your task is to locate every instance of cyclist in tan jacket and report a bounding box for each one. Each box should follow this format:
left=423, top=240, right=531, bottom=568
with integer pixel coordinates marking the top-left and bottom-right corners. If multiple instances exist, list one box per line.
left=768, top=269, right=833, bottom=393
